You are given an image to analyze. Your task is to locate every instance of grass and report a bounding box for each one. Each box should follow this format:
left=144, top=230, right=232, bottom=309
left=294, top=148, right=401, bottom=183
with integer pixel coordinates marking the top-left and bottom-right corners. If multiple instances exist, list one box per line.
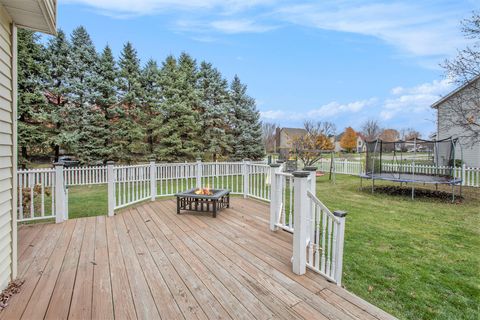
left=316, top=175, right=479, bottom=320
left=42, top=174, right=479, bottom=319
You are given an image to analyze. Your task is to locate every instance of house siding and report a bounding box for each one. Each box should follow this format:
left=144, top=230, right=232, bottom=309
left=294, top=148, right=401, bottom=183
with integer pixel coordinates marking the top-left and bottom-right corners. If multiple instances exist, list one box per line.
left=436, top=80, right=480, bottom=168
left=0, top=4, right=13, bottom=291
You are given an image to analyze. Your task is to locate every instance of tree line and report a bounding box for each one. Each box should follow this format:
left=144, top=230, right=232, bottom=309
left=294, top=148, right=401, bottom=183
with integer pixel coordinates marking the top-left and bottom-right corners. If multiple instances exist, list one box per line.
left=18, top=26, right=264, bottom=166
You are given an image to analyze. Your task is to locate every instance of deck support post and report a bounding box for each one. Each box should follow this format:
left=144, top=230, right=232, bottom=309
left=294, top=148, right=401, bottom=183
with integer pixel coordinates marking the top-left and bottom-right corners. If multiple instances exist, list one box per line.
left=54, top=163, right=66, bottom=223
left=303, top=167, right=317, bottom=244
left=196, top=158, right=202, bottom=189
left=333, top=210, right=348, bottom=286
left=243, top=159, right=250, bottom=198
left=107, top=161, right=115, bottom=217
left=269, top=163, right=282, bottom=231
left=150, top=159, right=156, bottom=201
left=292, top=171, right=309, bottom=275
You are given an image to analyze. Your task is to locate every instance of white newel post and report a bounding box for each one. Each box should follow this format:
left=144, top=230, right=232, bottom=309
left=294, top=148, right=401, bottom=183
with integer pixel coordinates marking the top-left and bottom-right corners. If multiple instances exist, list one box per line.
left=54, top=163, right=66, bottom=223
left=303, top=166, right=317, bottom=244
left=269, top=163, right=282, bottom=231
left=107, top=161, right=115, bottom=217
left=243, top=159, right=250, bottom=198
left=333, top=210, right=348, bottom=285
left=150, top=159, right=156, bottom=201
left=462, top=163, right=466, bottom=186
left=196, top=158, right=202, bottom=188
left=292, top=171, right=310, bottom=275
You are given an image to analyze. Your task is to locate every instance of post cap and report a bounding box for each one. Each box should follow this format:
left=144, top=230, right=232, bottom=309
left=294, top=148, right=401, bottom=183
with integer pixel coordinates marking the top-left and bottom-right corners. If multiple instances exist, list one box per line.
left=292, top=171, right=310, bottom=178
left=269, top=163, right=281, bottom=168
left=149, top=158, right=156, bottom=162
left=303, top=166, right=317, bottom=171
left=243, top=158, right=251, bottom=162
left=333, top=210, right=348, bottom=218
left=106, top=160, right=115, bottom=165
left=196, top=157, right=202, bottom=161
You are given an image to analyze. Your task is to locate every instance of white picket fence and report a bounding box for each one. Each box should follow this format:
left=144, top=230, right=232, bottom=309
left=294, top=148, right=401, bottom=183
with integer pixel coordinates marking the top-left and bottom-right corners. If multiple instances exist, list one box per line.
left=316, top=159, right=480, bottom=187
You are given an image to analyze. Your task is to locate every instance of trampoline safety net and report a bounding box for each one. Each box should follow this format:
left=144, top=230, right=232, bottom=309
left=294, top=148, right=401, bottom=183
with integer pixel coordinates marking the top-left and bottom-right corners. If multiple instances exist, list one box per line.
left=364, top=138, right=460, bottom=184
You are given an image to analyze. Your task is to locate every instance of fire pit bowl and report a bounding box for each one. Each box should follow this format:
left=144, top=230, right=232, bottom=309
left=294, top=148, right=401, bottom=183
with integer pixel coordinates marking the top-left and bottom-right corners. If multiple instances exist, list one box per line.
left=175, top=188, right=230, bottom=218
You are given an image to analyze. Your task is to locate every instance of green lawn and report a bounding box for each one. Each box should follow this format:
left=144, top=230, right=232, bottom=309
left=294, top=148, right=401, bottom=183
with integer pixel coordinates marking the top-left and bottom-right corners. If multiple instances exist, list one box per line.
left=62, top=175, right=479, bottom=319
left=316, top=175, right=479, bottom=320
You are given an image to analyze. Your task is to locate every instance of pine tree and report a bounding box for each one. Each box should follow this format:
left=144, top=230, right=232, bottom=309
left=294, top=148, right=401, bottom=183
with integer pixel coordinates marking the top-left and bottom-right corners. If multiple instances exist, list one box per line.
left=69, top=26, right=103, bottom=163
left=198, top=61, right=232, bottom=161
left=44, top=30, right=72, bottom=161
left=153, top=55, right=202, bottom=161
left=140, top=59, right=162, bottom=155
left=91, top=45, right=119, bottom=161
left=17, top=29, right=49, bottom=166
left=111, top=42, right=146, bottom=163
left=229, top=75, right=264, bottom=160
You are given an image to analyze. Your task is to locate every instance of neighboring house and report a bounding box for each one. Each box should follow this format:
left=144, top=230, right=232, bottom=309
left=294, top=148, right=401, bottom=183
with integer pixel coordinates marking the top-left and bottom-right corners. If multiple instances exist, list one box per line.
left=0, top=0, right=56, bottom=290
left=334, top=132, right=365, bottom=153
left=275, top=127, right=307, bottom=159
left=334, top=133, right=344, bottom=152
left=356, top=133, right=366, bottom=153
left=431, top=76, right=480, bottom=168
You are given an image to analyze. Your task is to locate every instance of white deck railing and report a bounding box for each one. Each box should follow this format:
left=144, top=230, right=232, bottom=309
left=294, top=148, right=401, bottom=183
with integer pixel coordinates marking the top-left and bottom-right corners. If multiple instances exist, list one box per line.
left=317, top=159, right=480, bottom=187
left=17, top=160, right=347, bottom=284
left=269, top=165, right=347, bottom=285
left=306, top=190, right=346, bottom=285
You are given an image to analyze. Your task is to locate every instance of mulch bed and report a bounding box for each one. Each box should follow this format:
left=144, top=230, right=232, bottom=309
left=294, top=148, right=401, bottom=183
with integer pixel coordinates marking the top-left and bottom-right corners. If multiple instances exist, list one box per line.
left=0, top=279, right=25, bottom=311
left=370, top=186, right=463, bottom=203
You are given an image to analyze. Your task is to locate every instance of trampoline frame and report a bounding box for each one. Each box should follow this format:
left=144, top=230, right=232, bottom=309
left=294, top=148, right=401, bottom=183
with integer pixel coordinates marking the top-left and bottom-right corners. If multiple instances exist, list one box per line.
left=362, top=137, right=463, bottom=201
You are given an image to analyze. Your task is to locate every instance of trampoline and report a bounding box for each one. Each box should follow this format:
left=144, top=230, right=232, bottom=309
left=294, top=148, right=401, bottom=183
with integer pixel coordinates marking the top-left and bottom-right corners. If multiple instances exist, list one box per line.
left=360, top=138, right=462, bottom=201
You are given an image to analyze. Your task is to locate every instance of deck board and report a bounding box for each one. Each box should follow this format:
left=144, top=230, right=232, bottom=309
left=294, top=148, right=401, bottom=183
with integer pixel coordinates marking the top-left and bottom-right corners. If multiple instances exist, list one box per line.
left=3, top=198, right=396, bottom=320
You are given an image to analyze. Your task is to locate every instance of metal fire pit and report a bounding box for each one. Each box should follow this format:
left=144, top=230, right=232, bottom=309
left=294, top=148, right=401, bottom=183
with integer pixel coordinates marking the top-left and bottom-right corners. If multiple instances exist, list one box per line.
left=175, top=188, right=230, bottom=218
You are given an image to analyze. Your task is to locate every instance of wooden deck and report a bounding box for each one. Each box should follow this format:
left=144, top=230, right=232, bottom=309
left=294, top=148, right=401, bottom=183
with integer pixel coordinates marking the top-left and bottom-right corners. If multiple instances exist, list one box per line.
left=2, top=198, right=396, bottom=320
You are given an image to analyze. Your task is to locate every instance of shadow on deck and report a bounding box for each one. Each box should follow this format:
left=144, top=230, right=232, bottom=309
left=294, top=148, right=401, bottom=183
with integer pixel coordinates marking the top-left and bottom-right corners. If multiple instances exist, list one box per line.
left=2, top=198, right=396, bottom=320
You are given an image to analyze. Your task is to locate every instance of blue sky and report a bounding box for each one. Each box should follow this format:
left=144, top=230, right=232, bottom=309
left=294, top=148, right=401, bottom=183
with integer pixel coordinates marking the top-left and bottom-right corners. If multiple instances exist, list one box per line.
left=57, top=0, right=479, bottom=136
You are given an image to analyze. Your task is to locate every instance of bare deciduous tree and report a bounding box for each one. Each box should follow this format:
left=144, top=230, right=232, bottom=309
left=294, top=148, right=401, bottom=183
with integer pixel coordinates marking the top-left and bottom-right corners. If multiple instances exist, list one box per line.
left=400, top=128, right=421, bottom=141
left=441, top=12, right=480, bottom=146
left=291, top=120, right=336, bottom=166
left=261, top=122, right=278, bottom=153
left=361, top=119, right=382, bottom=141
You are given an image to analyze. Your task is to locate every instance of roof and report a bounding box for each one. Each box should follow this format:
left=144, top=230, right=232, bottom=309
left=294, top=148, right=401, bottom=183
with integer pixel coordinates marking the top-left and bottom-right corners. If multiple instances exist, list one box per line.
left=0, top=0, right=57, bottom=35
left=431, top=75, right=480, bottom=109
left=280, top=127, right=307, bottom=138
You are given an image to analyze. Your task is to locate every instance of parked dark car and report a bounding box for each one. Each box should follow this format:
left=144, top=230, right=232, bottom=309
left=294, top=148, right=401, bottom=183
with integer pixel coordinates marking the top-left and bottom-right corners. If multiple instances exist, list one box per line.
left=57, top=156, right=80, bottom=167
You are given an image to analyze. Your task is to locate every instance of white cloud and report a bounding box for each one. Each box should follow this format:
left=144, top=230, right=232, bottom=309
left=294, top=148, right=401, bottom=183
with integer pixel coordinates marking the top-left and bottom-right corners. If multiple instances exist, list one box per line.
left=175, top=18, right=276, bottom=35
left=260, top=79, right=454, bottom=132
left=380, top=79, right=454, bottom=120
left=210, top=20, right=276, bottom=34
left=61, top=0, right=275, bottom=17
left=62, top=0, right=476, bottom=59
left=308, top=98, right=377, bottom=118
left=275, top=1, right=471, bottom=57
left=260, top=98, right=375, bottom=122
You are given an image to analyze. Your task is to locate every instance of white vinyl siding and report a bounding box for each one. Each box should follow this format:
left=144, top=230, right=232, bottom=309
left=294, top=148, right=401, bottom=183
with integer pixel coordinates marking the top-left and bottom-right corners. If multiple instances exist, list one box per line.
left=437, top=80, right=480, bottom=168
left=0, top=5, right=12, bottom=291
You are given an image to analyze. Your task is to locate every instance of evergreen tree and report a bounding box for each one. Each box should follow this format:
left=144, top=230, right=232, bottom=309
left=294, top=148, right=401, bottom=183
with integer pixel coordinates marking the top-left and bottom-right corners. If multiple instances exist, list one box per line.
left=153, top=55, right=202, bottom=161
left=69, top=26, right=103, bottom=163
left=17, top=29, right=49, bottom=166
left=198, top=61, right=232, bottom=161
left=140, top=59, right=162, bottom=155
left=111, top=42, right=146, bottom=162
left=91, top=45, right=119, bottom=161
left=229, top=75, right=264, bottom=160
left=44, top=30, right=73, bottom=161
